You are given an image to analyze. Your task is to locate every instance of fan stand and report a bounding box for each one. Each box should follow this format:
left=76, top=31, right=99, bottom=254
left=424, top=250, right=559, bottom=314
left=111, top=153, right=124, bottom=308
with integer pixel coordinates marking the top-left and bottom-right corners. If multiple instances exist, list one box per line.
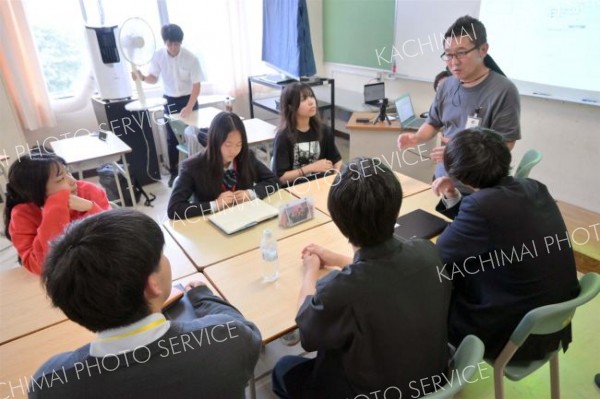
left=130, top=64, right=147, bottom=108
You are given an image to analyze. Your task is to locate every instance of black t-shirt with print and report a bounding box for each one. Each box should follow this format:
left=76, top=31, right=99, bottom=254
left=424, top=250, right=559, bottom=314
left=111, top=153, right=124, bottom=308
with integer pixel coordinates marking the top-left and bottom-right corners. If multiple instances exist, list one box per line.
left=272, top=126, right=342, bottom=180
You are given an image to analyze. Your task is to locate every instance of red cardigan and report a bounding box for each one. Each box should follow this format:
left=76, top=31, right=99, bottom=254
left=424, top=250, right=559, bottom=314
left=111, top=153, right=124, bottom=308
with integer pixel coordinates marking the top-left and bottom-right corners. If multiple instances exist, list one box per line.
left=9, top=181, right=110, bottom=275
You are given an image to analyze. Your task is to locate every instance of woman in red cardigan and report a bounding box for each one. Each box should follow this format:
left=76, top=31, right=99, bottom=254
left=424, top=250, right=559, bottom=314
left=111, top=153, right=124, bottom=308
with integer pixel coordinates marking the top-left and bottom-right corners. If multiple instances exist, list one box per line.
left=3, top=153, right=110, bottom=275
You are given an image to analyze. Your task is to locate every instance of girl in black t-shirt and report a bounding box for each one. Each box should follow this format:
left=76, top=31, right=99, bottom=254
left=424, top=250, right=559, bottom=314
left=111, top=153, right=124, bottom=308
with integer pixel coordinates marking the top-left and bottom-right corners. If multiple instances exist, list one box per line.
left=272, top=83, right=343, bottom=185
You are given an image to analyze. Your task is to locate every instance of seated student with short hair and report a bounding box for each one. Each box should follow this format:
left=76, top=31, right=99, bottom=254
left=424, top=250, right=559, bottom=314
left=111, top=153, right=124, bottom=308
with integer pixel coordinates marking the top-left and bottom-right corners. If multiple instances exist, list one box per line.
left=167, top=111, right=279, bottom=219
left=272, top=82, right=343, bottom=186
left=31, top=209, right=261, bottom=398
left=433, top=128, right=579, bottom=360
left=272, top=158, right=451, bottom=399
left=4, top=153, right=110, bottom=275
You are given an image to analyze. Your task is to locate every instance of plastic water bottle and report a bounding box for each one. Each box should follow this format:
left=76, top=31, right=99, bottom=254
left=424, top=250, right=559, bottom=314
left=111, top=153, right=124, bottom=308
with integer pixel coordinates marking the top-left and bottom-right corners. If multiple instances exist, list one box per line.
left=260, top=229, right=279, bottom=282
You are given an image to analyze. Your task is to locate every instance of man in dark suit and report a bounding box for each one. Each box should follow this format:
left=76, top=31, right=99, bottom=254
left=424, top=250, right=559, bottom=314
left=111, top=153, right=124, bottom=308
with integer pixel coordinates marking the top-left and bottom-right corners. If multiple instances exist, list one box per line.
left=433, top=128, right=579, bottom=360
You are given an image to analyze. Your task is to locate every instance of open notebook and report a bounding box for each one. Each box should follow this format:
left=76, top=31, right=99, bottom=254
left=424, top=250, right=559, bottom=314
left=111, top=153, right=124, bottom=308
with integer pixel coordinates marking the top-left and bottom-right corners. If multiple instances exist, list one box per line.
left=207, top=198, right=279, bottom=234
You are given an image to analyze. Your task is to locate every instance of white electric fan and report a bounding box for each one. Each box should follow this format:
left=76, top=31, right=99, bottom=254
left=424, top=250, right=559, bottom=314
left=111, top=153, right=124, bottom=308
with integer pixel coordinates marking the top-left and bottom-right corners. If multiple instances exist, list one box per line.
left=118, top=17, right=156, bottom=108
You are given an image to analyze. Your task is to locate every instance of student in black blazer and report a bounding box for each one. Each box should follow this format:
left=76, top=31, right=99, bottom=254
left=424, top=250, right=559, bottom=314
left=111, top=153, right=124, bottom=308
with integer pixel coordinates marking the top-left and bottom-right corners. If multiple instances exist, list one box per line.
left=167, top=112, right=279, bottom=220
left=433, top=128, right=579, bottom=360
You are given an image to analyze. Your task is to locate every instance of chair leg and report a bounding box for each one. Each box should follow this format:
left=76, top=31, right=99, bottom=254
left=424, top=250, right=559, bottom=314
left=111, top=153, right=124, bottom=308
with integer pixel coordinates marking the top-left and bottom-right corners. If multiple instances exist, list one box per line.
left=550, top=353, right=560, bottom=399
left=494, top=366, right=505, bottom=399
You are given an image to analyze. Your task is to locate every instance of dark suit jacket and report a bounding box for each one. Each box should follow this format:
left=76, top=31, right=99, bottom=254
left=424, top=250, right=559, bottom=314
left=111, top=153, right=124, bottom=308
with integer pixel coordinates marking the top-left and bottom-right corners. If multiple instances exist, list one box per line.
left=436, top=177, right=579, bottom=360
left=167, top=152, right=279, bottom=219
left=288, top=238, right=451, bottom=398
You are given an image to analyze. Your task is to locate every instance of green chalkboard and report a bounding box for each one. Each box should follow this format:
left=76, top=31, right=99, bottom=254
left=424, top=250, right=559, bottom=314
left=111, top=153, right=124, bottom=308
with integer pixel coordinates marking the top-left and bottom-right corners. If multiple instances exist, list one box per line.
left=323, top=0, right=395, bottom=70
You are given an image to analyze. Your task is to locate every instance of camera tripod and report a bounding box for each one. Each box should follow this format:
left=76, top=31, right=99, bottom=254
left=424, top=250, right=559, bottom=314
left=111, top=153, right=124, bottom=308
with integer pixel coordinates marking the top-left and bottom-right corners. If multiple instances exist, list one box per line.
left=373, top=98, right=391, bottom=125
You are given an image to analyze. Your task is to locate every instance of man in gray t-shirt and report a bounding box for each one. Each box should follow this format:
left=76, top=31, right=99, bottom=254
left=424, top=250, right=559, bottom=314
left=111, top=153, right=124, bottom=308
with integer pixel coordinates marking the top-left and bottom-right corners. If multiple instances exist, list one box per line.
left=398, top=16, right=520, bottom=188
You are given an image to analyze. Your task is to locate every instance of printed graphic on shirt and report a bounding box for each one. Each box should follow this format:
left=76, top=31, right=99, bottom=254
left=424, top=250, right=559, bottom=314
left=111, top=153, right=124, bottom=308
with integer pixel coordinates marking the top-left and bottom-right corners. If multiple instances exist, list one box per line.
left=293, top=141, right=320, bottom=169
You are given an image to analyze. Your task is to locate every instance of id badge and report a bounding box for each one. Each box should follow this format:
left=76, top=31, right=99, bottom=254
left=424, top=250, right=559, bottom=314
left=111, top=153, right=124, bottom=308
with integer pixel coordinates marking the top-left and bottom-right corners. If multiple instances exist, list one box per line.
left=465, top=115, right=481, bottom=129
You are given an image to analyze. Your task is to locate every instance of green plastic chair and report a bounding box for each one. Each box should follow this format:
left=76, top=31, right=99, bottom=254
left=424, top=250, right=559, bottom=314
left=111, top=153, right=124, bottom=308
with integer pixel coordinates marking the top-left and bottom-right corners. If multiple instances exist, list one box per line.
left=168, top=118, right=190, bottom=156
left=491, top=272, right=600, bottom=399
left=423, top=335, right=485, bottom=399
left=514, top=149, right=542, bottom=178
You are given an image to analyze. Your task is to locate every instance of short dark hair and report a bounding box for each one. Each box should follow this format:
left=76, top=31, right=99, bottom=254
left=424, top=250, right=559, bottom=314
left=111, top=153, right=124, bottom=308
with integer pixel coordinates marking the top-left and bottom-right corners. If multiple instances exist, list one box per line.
left=42, top=209, right=165, bottom=332
left=328, top=158, right=402, bottom=247
left=444, top=128, right=511, bottom=189
left=434, top=69, right=451, bottom=91
left=161, top=24, right=184, bottom=42
left=444, top=15, right=487, bottom=48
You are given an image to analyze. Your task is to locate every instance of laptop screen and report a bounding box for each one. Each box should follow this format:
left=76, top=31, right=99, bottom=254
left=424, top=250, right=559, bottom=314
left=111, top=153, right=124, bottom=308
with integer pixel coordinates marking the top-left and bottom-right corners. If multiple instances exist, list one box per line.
left=395, top=94, right=416, bottom=123
left=364, top=82, right=385, bottom=103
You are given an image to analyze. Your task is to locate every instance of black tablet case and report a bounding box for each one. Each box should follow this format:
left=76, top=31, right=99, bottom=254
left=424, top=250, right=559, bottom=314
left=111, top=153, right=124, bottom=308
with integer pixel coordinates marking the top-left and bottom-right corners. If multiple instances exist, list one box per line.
left=393, top=209, right=448, bottom=240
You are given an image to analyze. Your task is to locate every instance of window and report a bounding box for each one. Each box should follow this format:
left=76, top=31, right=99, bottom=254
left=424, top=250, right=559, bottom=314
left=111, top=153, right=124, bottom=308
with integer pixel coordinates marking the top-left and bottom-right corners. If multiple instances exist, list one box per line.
left=24, top=0, right=89, bottom=99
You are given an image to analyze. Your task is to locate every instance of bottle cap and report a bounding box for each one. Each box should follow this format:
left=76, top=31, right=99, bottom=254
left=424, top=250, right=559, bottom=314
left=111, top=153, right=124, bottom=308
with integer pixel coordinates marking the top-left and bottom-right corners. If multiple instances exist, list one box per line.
left=263, top=228, right=272, bottom=238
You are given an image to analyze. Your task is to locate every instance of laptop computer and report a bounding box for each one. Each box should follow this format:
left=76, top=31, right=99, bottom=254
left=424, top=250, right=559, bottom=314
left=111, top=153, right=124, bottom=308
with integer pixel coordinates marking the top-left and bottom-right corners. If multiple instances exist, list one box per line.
left=364, top=82, right=385, bottom=105
left=395, top=93, right=426, bottom=130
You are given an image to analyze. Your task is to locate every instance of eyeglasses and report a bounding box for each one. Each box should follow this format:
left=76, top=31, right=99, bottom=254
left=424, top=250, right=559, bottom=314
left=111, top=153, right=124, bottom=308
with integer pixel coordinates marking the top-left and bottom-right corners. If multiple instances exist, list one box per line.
left=440, top=46, right=479, bottom=62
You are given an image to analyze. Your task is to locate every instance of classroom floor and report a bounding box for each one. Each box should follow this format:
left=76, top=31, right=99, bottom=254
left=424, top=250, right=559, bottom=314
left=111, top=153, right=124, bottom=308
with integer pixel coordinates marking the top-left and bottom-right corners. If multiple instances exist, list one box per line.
left=1, top=139, right=599, bottom=398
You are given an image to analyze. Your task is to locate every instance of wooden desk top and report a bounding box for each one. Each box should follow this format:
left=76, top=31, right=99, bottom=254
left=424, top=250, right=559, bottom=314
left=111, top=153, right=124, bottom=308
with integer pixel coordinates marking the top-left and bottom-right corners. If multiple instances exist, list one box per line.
left=285, top=172, right=430, bottom=216
left=204, top=222, right=352, bottom=343
left=50, top=132, right=131, bottom=165
left=161, top=225, right=198, bottom=280
left=399, top=189, right=449, bottom=221
left=346, top=112, right=401, bottom=131
left=163, top=190, right=331, bottom=271
left=0, top=268, right=66, bottom=345
left=556, top=201, right=600, bottom=264
left=0, top=320, right=94, bottom=394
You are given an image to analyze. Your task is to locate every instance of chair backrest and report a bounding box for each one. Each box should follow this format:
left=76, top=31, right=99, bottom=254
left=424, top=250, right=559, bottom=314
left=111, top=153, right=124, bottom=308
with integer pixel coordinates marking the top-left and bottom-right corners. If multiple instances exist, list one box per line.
left=514, top=149, right=542, bottom=178
left=423, top=335, right=485, bottom=399
left=509, top=272, right=600, bottom=348
left=169, top=119, right=188, bottom=138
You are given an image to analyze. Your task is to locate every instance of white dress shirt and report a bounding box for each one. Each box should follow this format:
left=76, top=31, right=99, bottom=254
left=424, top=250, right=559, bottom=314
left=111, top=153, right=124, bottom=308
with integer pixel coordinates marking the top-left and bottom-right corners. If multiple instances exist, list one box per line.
left=148, top=47, right=202, bottom=97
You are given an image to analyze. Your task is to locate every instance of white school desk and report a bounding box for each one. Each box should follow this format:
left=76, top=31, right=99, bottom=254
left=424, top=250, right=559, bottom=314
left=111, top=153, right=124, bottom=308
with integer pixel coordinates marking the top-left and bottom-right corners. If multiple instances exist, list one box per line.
left=163, top=190, right=331, bottom=271
left=177, top=108, right=277, bottom=160
left=50, top=132, right=136, bottom=208
left=285, top=172, right=431, bottom=216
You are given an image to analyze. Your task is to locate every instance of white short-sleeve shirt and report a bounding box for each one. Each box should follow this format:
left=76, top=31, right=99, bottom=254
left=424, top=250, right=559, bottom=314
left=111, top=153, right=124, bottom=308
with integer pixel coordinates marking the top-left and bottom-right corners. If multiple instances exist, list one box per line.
left=148, top=47, right=202, bottom=97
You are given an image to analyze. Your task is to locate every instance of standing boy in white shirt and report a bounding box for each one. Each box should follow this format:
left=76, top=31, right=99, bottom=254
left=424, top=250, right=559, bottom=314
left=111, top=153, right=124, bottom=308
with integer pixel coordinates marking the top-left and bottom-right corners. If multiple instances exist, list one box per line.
left=135, top=24, right=202, bottom=187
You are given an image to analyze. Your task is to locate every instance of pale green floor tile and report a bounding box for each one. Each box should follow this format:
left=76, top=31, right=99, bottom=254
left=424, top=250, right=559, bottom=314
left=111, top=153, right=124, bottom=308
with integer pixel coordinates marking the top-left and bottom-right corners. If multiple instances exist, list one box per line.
left=459, top=293, right=600, bottom=399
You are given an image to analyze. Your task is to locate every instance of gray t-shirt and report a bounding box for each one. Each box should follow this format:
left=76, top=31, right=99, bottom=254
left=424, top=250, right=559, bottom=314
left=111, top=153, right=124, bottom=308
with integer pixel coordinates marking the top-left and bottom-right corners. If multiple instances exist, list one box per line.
left=427, top=71, right=521, bottom=180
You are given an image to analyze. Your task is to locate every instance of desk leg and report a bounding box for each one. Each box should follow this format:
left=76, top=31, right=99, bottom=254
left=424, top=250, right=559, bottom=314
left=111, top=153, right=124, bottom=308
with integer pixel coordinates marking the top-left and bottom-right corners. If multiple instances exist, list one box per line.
left=111, top=164, right=126, bottom=207
left=113, top=156, right=137, bottom=208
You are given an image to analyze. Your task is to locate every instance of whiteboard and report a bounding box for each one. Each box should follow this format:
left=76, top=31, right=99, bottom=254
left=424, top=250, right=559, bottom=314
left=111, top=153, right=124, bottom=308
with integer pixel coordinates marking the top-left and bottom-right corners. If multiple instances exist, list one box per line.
left=393, top=0, right=600, bottom=106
